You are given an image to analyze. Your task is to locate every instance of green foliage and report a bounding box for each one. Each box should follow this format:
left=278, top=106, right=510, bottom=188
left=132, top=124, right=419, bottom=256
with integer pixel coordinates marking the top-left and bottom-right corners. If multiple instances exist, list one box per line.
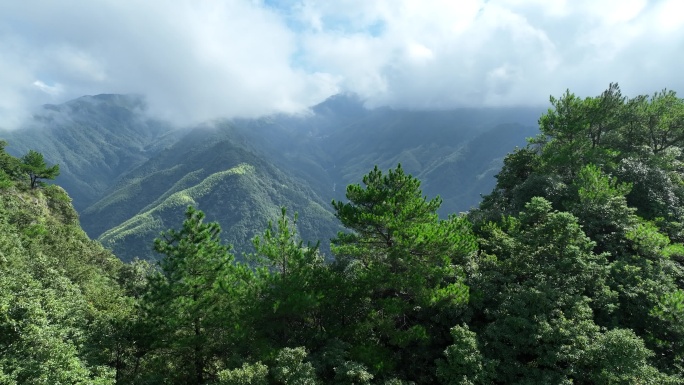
left=615, top=156, right=684, bottom=238
left=21, top=149, right=59, bottom=189
left=331, top=164, right=477, bottom=382
left=0, top=169, right=12, bottom=189
left=583, top=329, right=677, bottom=384
left=1, top=94, right=534, bottom=262
left=0, top=169, right=125, bottom=384
left=472, top=84, right=684, bottom=381
left=652, top=289, right=684, bottom=323
left=436, top=325, right=490, bottom=385
left=7, top=85, right=684, bottom=383
left=251, top=207, right=321, bottom=276
left=215, top=362, right=269, bottom=385
left=474, top=198, right=619, bottom=383
left=249, top=207, right=325, bottom=349
left=568, top=164, right=635, bottom=254
left=0, top=272, right=107, bottom=384
left=142, top=206, right=253, bottom=384
left=272, top=347, right=319, bottom=385
left=631, top=89, right=684, bottom=155
left=0, top=140, right=22, bottom=185
left=98, top=165, right=257, bottom=260
left=477, top=84, right=684, bottom=233
left=95, top=160, right=340, bottom=262
left=332, top=360, right=374, bottom=385
left=0, top=142, right=57, bottom=190
left=600, top=216, right=684, bottom=370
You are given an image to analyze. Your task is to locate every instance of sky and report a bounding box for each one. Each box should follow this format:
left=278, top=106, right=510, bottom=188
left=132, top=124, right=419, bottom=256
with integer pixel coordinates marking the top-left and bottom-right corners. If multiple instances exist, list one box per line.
left=1, top=0, right=683, bottom=128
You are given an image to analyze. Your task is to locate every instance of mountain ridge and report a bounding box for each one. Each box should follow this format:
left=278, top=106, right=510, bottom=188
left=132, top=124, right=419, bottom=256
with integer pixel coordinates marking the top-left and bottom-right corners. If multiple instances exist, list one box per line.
left=3, top=94, right=183, bottom=210
left=1, top=93, right=542, bottom=260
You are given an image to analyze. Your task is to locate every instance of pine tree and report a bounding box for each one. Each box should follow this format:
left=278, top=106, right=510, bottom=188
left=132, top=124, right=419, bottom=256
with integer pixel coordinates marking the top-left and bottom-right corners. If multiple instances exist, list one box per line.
left=20, top=150, right=59, bottom=189
left=249, top=207, right=325, bottom=348
left=330, top=165, right=477, bottom=382
left=142, top=206, right=251, bottom=384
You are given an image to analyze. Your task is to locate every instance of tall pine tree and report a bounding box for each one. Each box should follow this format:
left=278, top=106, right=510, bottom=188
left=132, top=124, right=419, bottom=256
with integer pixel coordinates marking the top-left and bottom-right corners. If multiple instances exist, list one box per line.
left=142, top=206, right=251, bottom=384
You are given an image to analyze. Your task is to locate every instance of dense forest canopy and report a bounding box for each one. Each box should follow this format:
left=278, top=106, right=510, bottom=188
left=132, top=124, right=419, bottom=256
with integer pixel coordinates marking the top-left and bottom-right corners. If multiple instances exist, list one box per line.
left=1, top=83, right=683, bottom=384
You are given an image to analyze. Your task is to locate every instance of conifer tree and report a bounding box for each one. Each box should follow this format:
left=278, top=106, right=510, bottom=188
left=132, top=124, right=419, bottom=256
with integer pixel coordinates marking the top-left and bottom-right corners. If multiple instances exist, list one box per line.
left=143, top=206, right=251, bottom=384
left=20, top=150, right=59, bottom=189
left=331, top=164, right=477, bottom=382
left=249, top=207, right=325, bottom=348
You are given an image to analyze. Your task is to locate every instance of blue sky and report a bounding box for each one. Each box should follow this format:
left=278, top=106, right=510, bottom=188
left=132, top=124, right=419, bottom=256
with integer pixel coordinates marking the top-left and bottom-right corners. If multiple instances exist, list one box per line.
left=1, top=0, right=683, bottom=128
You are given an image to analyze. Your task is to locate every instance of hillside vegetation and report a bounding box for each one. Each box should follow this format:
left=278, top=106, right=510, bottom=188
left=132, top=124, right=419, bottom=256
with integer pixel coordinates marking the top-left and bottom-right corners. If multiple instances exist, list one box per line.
left=2, top=94, right=182, bottom=211
left=7, top=94, right=539, bottom=260
left=1, top=84, right=683, bottom=384
left=0, top=142, right=130, bottom=383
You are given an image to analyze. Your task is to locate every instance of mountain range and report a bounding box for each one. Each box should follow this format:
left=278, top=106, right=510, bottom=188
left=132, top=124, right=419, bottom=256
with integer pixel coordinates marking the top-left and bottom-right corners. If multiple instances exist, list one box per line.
left=2, top=94, right=542, bottom=261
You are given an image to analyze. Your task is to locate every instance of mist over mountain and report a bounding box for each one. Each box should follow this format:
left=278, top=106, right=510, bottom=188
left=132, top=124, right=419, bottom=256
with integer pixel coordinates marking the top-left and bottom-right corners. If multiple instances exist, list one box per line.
left=2, top=94, right=182, bottom=211
left=1, top=93, right=541, bottom=261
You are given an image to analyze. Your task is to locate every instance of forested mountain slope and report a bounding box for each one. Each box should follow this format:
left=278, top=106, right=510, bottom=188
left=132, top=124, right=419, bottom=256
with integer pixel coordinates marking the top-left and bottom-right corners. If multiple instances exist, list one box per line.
left=87, top=126, right=339, bottom=261
left=2, top=94, right=541, bottom=260
left=0, top=142, right=130, bottom=383
left=2, top=94, right=182, bottom=211
left=1, top=84, right=683, bottom=383
left=229, top=95, right=541, bottom=213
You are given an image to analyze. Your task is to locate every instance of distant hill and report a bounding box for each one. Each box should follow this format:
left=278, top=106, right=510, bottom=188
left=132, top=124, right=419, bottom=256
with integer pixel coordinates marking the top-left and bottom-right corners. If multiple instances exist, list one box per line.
left=227, top=95, right=541, bottom=215
left=83, top=125, right=339, bottom=261
left=1, top=94, right=542, bottom=261
left=2, top=94, right=183, bottom=211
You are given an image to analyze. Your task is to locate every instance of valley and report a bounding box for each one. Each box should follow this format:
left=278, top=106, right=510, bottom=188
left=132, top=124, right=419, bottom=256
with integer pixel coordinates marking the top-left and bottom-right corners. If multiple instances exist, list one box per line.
left=2, top=94, right=541, bottom=261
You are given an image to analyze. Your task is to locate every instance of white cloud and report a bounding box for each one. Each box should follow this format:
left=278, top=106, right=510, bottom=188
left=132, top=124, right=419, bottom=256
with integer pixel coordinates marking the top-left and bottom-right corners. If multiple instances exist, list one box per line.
left=0, top=0, right=682, bottom=129
left=406, top=42, right=435, bottom=63
left=0, top=0, right=338, bottom=128
left=292, top=0, right=684, bottom=108
left=32, top=80, right=64, bottom=96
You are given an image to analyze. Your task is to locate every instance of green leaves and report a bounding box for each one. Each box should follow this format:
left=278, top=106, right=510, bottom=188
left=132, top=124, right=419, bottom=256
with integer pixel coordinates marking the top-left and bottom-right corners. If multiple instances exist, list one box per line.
left=272, top=347, right=319, bottom=385
left=21, top=150, right=59, bottom=189
left=474, top=198, right=618, bottom=382
left=7, top=109, right=684, bottom=383
left=330, top=164, right=477, bottom=382
left=332, top=164, right=441, bottom=260
left=583, top=329, right=674, bottom=385
left=436, top=325, right=490, bottom=385
left=248, top=207, right=325, bottom=349
left=0, top=143, right=60, bottom=190
left=0, top=175, right=123, bottom=384
left=471, top=84, right=684, bottom=381
left=652, top=289, right=684, bottom=322
left=143, top=206, right=252, bottom=384
left=0, top=141, right=22, bottom=186
left=215, top=362, right=268, bottom=385
left=568, top=164, right=635, bottom=255
left=251, top=207, right=321, bottom=277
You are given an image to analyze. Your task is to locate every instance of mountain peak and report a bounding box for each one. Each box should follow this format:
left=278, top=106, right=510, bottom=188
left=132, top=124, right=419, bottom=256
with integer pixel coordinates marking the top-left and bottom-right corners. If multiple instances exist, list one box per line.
left=40, top=94, right=147, bottom=114
left=311, top=93, right=367, bottom=116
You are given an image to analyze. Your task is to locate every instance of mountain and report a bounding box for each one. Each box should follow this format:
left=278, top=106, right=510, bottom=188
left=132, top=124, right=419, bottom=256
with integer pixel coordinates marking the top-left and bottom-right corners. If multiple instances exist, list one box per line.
left=83, top=125, right=339, bottom=261
left=3, top=85, right=681, bottom=384
left=0, top=147, right=128, bottom=383
left=225, top=96, right=541, bottom=215
left=0, top=94, right=543, bottom=261
left=2, top=94, right=183, bottom=211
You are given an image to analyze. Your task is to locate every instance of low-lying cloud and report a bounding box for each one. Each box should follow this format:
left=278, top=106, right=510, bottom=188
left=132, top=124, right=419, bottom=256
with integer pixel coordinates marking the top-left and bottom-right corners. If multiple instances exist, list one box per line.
left=1, top=0, right=682, bottom=129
